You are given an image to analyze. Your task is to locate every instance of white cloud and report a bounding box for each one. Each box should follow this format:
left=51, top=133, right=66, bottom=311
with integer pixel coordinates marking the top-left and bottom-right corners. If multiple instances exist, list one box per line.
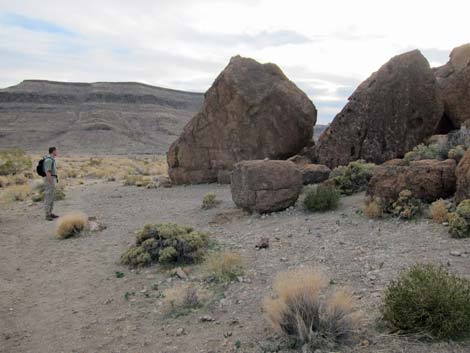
left=0, top=0, right=469, bottom=123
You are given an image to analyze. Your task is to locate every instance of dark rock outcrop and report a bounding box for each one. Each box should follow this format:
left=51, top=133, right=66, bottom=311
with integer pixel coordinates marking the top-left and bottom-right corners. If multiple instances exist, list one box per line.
left=367, top=159, right=456, bottom=202
left=299, top=164, right=331, bottom=185
left=434, top=43, right=470, bottom=131
left=167, top=56, right=317, bottom=184
left=230, top=160, right=302, bottom=213
left=317, top=50, right=443, bottom=169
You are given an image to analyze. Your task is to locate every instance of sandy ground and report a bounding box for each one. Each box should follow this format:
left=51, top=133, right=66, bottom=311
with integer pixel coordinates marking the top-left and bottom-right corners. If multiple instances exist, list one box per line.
left=1, top=181, right=470, bottom=353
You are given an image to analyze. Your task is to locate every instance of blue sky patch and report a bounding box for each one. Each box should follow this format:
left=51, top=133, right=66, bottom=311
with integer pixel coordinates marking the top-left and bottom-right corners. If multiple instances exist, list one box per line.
left=0, top=12, right=76, bottom=36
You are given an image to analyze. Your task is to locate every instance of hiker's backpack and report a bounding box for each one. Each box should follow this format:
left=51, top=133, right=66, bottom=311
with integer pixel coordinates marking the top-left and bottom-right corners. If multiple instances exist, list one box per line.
left=36, top=157, right=53, bottom=177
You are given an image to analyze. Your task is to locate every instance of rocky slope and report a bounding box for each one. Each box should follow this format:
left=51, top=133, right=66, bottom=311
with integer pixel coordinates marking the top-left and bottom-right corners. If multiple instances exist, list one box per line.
left=0, top=80, right=203, bottom=155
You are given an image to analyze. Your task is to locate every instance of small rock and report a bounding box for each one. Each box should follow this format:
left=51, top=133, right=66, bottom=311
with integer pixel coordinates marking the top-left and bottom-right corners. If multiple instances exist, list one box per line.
left=199, top=315, right=215, bottom=322
left=255, top=237, right=270, bottom=249
left=176, top=328, right=185, bottom=336
left=450, top=251, right=462, bottom=257
left=280, top=257, right=288, bottom=262
left=174, top=268, right=188, bottom=280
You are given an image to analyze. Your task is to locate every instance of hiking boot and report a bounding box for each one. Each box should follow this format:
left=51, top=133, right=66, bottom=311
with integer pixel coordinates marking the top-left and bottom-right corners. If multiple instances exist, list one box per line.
left=46, top=215, right=54, bottom=221
left=50, top=213, right=59, bottom=219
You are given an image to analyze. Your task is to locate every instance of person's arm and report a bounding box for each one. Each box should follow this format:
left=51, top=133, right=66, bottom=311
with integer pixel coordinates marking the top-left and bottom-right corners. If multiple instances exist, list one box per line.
left=44, top=158, right=54, bottom=183
left=46, top=170, right=54, bottom=183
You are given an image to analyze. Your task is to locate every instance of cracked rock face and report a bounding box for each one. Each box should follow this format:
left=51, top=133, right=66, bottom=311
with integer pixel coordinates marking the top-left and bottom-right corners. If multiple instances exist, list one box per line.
left=434, top=43, right=470, bottom=130
left=230, top=160, right=302, bottom=213
left=317, top=50, right=443, bottom=169
left=367, top=159, right=456, bottom=202
left=167, top=55, right=317, bottom=185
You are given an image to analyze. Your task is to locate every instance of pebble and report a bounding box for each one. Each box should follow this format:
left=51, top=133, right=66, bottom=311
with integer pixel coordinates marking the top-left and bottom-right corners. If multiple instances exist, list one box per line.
left=199, top=315, right=215, bottom=322
left=176, top=328, right=185, bottom=336
left=450, top=250, right=462, bottom=257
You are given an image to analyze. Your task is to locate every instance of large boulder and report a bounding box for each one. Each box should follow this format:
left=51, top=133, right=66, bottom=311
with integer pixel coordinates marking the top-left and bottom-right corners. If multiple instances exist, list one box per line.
left=434, top=44, right=470, bottom=130
left=455, top=149, right=470, bottom=203
left=230, top=160, right=302, bottom=213
left=167, top=56, right=317, bottom=184
left=367, top=159, right=456, bottom=202
left=317, top=50, right=443, bottom=169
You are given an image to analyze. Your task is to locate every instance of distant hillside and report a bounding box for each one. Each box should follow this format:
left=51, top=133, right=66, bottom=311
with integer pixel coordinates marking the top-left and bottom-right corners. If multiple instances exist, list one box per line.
left=314, top=124, right=328, bottom=141
left=0, top=80, right=204, bottom=155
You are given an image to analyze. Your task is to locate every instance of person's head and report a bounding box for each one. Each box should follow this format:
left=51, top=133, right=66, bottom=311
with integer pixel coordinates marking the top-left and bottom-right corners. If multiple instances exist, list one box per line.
left=48, top=146, right=58, bottom=157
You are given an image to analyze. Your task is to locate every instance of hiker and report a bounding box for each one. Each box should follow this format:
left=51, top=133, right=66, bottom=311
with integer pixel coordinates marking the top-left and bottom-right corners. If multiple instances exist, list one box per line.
left=43, top=147, right=59, bottom=221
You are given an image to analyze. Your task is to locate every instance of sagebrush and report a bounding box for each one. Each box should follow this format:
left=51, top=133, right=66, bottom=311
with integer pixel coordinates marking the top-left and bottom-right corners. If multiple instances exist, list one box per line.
left=0, top=148, right=32, bottom=176
left=448, top=199, right=470, bottom=238
left=201, top=192, right=219, bottom=209
left=329, top=160, right=376, bottom=195
left=120, top=223, right=209, bottom=267
left=383, top=264, right=470, bottom=339
left=429, top=199, right=449, bottom=224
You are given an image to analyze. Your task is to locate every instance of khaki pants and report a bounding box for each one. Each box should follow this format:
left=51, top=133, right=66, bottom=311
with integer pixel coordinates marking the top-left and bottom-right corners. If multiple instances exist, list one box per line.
left=44, top=178, right=56, bottom=217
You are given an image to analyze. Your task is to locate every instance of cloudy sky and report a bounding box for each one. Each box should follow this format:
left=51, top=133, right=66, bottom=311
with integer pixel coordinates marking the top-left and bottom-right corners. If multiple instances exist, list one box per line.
left=0, top=0, right=469, bottom=123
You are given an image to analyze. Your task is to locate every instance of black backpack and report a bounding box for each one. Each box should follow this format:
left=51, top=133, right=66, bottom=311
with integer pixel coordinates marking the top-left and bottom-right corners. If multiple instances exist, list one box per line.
left=36, top=157, right=54, bottom=177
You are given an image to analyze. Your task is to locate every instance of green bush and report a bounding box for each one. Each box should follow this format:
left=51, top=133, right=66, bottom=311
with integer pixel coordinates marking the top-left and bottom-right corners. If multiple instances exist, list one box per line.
left=448, top=145, right=466, bottom=162
left=383, top=264, right=470, bottom=339
left=304, top=185, right=340, bottom=212
left=448, top=200, right=470, bottom=238
left=121, top=223, right=209, bottom=267
left=201, top=192, right=219, bottom=209
left=403, top=143, right=444, bottom=163
left=0, top=149, right=32, bottom=176
left=330, top=160, right=376, bottom=195
left=388, top=189, right=421, bottom=220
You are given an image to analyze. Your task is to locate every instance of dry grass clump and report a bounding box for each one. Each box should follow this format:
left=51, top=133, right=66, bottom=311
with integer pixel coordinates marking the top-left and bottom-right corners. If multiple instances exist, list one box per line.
left=263, top=267, right=361, bottom=350
left=31, top=182, right=66, bottom=202
left=429, top=199, right=449, bottom=224
left=163, top=284, right=209, bottom=316
left=201, top=192, right=219, bottom=209
left=383, top=264, right=470, bottom=339
left=448, top=199, right=470, bottom=238
left=363, top=197, right=383, bottom=219
left=56, top=212, right=89, bottom=239
left=123, top=174, right=152, bottom=187
left=2, top=184, right=32, bottom=202
left=120, top=223, right=209, bottom=267
left=204, top=251, right=244, bottom=282
left=0, top=148, right=32, bottom=176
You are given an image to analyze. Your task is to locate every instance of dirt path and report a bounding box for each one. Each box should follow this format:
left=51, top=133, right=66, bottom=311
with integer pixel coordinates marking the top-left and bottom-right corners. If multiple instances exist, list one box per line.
left=1, top=182, right=470, bottom=353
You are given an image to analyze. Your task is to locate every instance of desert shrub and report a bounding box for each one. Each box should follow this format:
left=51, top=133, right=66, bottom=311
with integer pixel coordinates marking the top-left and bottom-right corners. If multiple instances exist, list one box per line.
left=163, top=284, right=209, bottom=316
left=204, top=251, right=244, bottom=282
left=56, top=212, right=89, bottom=239
left=31, top=182, right=66, bottom=202
left=0, top=175, right=9, bottom=188
left=263, top=268, right=361, bottom=349
left=388, top=190, right=421, bottom=220
left=363, top=197, right=384, bottom=219
left=2, top=184, right=32, bottom=201
left=201, top=192, right=219, bottom=209
left=383, top=264, right=470, bottom=339
left=429, top=199, right=449, bottom=224
left=0, top=148, right=32, bottom=176
left=447, top=145, right=466, bottom=162
left=304, top=185, right=340, bottom=212
left=123, top=175, right=152, bottom=187
left=403, top=143, right=442, bottom=163
left=448, top=199, right=470, bottom=238
left=120, top=223, right=209, bottom=267
left=330, top=160, right=376, bottom=195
